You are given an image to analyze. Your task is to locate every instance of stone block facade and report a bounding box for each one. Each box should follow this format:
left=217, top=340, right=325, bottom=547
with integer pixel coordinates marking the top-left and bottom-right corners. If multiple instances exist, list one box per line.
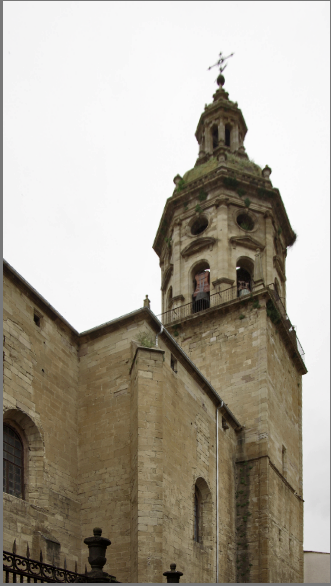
left=3, top=262, right=240, bottom=583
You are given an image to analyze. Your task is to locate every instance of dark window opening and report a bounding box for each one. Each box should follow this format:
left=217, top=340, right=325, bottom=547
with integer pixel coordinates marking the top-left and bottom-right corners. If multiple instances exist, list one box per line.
left=34, top=311, right=41, bottom=327
left=171, top=355, right=177, bottom=373
left=237, top=213, right=254, bottom=231
left=222, top=416, right=229, bottom=430
left=191, top=216, right=208, bottom=236
left=225, top=125, right=231, bottom=147
left=237, top=267, right=252, bottom=297
left=194, top=487, right=201, bottom=542
left=212, top=126, right=218, bottom=149
left=282, top=445, right=287, bottom=478
left=192, top=270, right=210, bottom=313
left=3, top=425, right=24, bottom=499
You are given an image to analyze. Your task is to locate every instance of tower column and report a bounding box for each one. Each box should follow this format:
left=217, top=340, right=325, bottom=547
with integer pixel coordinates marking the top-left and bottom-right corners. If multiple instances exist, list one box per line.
left=264, top=212, right=274, bottom=285
left=205, top=123, right=212, bottom=154
left=218, top=120, right=225, bottom=144
left=253, top=248, right=265, bottom=291
left=172, top=220, right=182, bottom=305
left=216, top=199, right=229, bottom=284
left=231, top=125, right=239, bottom=151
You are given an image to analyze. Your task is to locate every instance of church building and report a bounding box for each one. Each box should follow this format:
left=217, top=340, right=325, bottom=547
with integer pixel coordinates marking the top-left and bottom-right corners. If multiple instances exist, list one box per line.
left=3, top=72, right=307, bottom=583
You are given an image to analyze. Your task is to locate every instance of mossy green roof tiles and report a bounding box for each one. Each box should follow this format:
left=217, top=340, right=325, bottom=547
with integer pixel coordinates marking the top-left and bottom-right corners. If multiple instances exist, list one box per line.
left=182, top=154, right=262, bottom=186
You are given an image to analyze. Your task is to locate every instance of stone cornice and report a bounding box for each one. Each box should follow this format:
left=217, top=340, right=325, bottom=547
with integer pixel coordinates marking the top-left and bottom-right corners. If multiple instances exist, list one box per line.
left=181, top=237, right=216, bottom=259
left=229, top=235, right=265, bottom=251
left=153, top=166, right=296, bottom=256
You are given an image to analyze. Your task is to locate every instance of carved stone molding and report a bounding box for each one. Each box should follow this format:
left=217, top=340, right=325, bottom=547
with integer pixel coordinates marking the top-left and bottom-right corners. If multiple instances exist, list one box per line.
left=161, top=264, right=173, bottom=291
left=229, top=235, right=265, bottom=251
left=273, top=255, right=286, bottom=282
left=181, top=237, right=216, bottom=259
left=215, top=196, right=230, bottom=208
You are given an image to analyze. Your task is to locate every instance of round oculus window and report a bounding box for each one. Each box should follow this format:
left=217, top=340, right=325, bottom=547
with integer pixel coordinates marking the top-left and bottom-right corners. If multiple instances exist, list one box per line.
left=237, top=213, right=254, bottom=231
left=191, top=216, right=208, bottom=236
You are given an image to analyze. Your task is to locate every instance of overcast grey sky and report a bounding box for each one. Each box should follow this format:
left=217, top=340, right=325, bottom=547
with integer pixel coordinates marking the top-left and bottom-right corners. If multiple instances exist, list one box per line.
left=4, top=1, right=330, bottom=553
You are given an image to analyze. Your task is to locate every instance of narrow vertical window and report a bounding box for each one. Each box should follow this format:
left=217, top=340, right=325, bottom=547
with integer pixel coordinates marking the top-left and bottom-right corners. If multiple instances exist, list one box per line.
left=171, top=355, right=177, bottom=373
left=194, top=486, right=201, bottom=542
left=3, top=425, right=24, bottom=499
left=282, top=445, right=287, bottom=479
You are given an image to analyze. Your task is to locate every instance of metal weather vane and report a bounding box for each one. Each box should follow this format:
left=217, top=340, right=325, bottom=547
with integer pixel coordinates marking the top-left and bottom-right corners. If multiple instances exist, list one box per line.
left=208, top=51, right=234, bottom=86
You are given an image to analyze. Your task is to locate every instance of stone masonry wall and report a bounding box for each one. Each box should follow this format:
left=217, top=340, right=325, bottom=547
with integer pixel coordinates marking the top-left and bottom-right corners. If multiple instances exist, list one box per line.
left=77, top=318, right=147, bottom=582
left=173, top=295, right=270, bottom=459
left=159, top=338, right=238, bottom=583
left=3, top=270, right=80, bottom=568
left=171, top=293, right=303, bottom=582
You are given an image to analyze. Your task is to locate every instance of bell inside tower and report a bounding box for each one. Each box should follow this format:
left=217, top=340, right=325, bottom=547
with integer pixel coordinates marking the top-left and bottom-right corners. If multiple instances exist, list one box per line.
left=236, top=257, right=254, bottom=297
left=192, top=265, right=210, bottom=313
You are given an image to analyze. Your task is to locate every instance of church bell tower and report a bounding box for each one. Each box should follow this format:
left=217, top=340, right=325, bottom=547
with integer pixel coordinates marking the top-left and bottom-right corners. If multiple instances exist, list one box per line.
left=153, top=59, right=306, bottom=583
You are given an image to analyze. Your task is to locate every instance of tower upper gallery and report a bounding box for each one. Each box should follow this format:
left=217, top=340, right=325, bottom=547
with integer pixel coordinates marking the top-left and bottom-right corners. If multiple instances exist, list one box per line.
left=153, top=70, right=297, bottom=317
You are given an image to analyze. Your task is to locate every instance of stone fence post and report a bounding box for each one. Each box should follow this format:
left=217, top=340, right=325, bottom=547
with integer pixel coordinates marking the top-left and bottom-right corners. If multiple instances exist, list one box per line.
left=83, top=527, right=118, bottom=583
left=163, top=563, right=183, bottom=583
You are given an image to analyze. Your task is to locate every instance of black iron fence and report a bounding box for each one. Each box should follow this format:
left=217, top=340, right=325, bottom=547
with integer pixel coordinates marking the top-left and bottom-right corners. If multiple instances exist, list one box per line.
left=268, top=284, right=305, bottom=365
left=3, top=528, right=119, bottom=583
left=160, top=283, right=238, bottom=325
left=4, top=532, right=183, bottom=583
left=3, top=542, right=85, bottom=583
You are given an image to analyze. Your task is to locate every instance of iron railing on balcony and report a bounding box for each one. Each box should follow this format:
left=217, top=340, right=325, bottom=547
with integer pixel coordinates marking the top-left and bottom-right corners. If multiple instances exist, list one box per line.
left=267, top=284, right=305, bottom=365
left=159, top=284, right=238, bottom=325
left=158, top=282, right=305, bottom=366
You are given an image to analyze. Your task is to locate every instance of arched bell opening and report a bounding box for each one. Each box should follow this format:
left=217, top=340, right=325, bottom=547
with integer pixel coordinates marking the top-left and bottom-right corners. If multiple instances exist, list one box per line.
left=211, top=125, right=219, bottom=150
left=191, top=261, right=210, bottom=314
left=236, top=256, right=254, bottom=298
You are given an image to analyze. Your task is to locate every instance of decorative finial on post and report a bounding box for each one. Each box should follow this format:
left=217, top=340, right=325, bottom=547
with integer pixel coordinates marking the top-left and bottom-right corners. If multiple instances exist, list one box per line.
left=262, top=165, right=272, bottom=179
left=143, top=295, right=150, bottom=309
left=208, top=51, right=234, bottom=86
left=163, top=563, right=183, bottom=583
left=83, top=527, right=117, bottom=583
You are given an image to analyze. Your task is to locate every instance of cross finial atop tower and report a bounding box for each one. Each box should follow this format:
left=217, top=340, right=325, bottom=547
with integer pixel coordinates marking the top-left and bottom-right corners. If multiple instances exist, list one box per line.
left=208, top=51, right=234, bottom=87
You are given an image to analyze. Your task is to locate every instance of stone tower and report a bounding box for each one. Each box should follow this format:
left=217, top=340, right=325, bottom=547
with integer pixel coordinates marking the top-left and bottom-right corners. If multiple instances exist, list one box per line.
left=153, top=77, right=307, bottom=582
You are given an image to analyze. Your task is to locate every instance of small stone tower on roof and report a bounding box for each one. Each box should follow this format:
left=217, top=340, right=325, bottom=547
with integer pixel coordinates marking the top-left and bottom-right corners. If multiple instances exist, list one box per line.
left=153, top=61, right=306, bottom=583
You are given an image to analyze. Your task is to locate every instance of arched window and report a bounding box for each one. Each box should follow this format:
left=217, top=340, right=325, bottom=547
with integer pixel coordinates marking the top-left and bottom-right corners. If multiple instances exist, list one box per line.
left=225, top=124, right=231, bottom=147
left=193, top=478, right=213, bottom=548
left=3, top=424, right=24, bottom=499
left=194, top=486, right=201, bottom=542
